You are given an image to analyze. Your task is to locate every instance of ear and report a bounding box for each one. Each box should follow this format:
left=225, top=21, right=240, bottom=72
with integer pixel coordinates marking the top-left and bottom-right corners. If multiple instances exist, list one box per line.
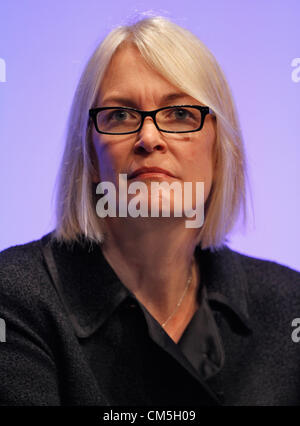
left=91, top=156, right=100, bottom=183
left=211, top=132, right=218, bottom=186
left=89, top=133, right=100, bottom=183
left=92, top=170, right=100, bottom=184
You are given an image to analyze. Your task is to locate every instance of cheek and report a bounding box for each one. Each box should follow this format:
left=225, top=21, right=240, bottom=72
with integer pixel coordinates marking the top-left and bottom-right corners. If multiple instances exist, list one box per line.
left=186, top=133, right=215, bottom=200
left=186, top=142, right=214, bottom=177
left=92, top=135, right=123, bottom=183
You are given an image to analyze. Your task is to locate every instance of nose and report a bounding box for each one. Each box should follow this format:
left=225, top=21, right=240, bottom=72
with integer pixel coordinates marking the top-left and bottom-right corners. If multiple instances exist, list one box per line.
left=133, top=117, right=167, bottom=154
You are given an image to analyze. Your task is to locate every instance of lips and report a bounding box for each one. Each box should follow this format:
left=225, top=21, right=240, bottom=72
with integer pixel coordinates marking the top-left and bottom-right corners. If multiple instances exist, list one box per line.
left=128, top=167, right=175, bottom=179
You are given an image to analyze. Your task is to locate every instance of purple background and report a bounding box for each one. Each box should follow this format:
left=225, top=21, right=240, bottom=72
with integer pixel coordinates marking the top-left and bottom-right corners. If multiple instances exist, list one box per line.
left=1, top=0, right=299, bottom=271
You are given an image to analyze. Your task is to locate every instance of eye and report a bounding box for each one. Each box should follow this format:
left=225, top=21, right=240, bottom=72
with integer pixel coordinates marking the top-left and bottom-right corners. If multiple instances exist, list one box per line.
left=162, top=107, right=197, bottom=122
left=173, top=108, right=190, bottom=120
left=110, top=109, right=130, bottom=121
left=97, top=108, right=140, bottom=132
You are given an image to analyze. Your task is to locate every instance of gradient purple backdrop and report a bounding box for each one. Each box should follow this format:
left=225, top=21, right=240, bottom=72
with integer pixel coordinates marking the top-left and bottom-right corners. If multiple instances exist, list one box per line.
left=0, top=0, right=299, bottom=270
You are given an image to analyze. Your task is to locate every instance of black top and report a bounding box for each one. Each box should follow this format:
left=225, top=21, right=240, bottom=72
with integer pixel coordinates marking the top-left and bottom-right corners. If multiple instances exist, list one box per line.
left=40, top=235, right=250, bottom=403
left=1, top=232, right=300, bottom=406
left=103, top=281, right=225, bottom=382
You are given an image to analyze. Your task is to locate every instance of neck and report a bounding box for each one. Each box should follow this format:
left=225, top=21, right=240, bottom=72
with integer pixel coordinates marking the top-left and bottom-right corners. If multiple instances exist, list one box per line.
left=100, top=216, right=201, bottom=324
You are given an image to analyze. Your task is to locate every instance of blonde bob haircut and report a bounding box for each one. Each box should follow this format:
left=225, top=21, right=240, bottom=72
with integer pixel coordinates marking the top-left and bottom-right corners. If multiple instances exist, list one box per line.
left=53, top=15, right=248, bottom=250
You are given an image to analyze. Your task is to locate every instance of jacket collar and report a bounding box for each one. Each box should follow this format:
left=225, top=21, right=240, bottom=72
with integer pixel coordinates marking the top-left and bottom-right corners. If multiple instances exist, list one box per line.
left=198, top=246, right=252, bottom=332
left=40, top=232, right=251, bottom=339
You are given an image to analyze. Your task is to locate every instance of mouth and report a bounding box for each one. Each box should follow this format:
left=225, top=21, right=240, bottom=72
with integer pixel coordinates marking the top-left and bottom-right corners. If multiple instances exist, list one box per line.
left=128, top=167, right=175, bottom=180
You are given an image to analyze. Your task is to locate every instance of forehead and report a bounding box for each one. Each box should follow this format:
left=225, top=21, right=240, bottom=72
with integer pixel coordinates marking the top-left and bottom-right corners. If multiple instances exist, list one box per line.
left=101, top=43, right=162, bottom=87
left=98, top=44, right=196, bottom=107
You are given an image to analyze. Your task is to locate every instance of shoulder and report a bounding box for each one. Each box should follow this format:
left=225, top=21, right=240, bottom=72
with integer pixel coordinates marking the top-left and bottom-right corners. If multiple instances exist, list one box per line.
left=200, top=245, right=300, bottom=342
left=200, top=243, right=300, bottom=313
left=201, top=243, right=300, bottom=288
left=223, top=246, right=300, bottom=314
left=0, top=235, right=63, bottom=344
left=0, top=237, right=47, bottom=299
left=228, top=247, right=300, bottom=288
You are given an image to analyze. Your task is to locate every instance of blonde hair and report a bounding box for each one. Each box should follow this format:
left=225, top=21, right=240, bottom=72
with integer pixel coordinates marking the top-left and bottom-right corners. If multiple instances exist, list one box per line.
left=52, top=16, right=248, bottom=250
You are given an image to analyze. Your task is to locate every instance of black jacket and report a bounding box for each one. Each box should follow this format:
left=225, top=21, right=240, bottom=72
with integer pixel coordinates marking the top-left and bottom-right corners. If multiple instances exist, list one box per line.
left=0, top=232, right=300, bottom=406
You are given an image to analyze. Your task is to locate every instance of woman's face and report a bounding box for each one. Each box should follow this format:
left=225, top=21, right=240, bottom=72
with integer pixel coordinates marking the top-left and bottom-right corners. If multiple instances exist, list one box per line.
left=91, top=44, right=216, bottom=218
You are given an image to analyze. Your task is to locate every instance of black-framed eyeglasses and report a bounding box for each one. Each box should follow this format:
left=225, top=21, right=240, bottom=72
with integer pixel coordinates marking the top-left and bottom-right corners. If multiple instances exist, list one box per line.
left=89, top=105, right=215, bottom=135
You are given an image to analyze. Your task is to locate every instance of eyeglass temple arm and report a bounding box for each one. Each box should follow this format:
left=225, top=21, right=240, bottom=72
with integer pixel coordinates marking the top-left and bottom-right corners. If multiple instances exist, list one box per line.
left=208, top=107, right=216, bottom=116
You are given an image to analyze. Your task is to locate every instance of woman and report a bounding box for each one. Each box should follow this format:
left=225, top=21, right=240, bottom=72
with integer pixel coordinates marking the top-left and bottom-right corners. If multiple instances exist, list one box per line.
left=0, top=16, right=300, bottom=406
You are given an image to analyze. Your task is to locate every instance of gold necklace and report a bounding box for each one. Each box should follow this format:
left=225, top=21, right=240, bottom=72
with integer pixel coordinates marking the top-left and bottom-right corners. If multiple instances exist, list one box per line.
left=161, top=261, right=193, bottom=328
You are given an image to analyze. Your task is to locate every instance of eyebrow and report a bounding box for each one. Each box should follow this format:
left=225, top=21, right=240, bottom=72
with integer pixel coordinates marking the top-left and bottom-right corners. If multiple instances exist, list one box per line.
left=101, top=92, right=192, bottom=108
